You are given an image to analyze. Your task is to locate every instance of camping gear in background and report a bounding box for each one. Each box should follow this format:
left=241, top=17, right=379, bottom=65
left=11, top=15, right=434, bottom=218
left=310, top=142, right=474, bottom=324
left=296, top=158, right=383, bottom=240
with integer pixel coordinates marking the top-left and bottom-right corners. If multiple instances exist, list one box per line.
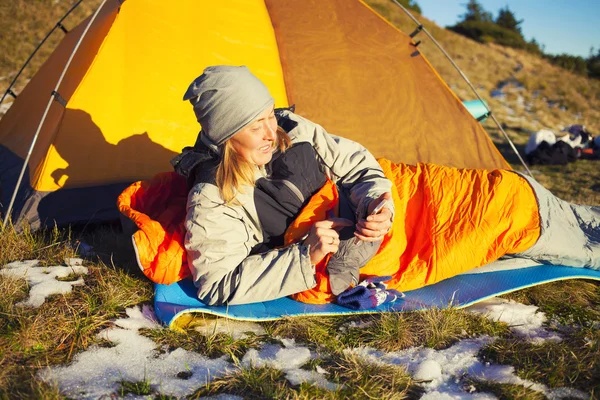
left=0, top=0, right=509, bottom=230
left=154, top=261, right=600, bottom=328
left=462, top=99, right=490, bottom=122
left=525, top=127, right=596, bottom=165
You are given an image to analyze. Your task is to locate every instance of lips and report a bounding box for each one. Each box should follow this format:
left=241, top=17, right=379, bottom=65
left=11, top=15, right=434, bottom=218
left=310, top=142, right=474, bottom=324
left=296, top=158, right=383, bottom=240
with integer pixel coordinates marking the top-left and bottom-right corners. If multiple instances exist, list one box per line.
left=259, top=144, right=273, bottom=152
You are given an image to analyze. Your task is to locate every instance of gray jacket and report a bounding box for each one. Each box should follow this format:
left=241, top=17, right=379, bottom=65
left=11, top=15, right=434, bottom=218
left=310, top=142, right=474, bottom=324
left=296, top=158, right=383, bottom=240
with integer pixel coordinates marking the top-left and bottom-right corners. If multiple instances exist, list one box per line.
left=184, top=110, right=393, bottom=305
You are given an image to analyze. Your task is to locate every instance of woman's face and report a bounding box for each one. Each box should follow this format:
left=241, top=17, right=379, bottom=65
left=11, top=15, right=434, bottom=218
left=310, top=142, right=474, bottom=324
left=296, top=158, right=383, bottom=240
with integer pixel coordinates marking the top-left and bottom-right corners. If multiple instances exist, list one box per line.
left=229, top=106, right=278, bottom=166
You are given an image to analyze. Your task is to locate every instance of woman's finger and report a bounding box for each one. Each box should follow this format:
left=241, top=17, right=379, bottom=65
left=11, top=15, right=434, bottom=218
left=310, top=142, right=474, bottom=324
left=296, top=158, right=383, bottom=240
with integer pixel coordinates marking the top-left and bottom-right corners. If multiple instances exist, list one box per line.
left=355, top=225, right=384, bottom=238
left=314, top=227, right=339, bottom=241
left=356, top=219, right=391, bottom=234
left=318, top=235, right=338, bottom=246
left=314, top=218, right=353, bottom=230
left=354, top=232, right=384, bottom=242
left=366, top=207, right=392, bottom=223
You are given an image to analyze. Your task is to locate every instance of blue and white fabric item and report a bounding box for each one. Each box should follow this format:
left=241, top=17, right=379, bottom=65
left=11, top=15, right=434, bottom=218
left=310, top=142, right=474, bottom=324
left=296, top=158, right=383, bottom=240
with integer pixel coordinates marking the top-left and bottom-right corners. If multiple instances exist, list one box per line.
left=335, top=275, right=405, bottom=310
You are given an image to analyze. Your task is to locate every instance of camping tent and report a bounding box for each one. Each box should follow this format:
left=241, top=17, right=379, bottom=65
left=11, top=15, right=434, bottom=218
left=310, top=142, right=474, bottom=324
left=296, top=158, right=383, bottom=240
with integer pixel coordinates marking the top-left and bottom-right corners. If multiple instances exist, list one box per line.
left=0, top=0, right=509, bottom=230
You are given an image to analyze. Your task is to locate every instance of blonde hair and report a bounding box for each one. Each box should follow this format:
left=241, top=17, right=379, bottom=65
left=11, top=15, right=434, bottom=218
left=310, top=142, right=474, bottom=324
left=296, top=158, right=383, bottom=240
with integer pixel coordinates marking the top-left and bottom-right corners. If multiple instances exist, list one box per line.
left=216, top=126, right=291, bottom=204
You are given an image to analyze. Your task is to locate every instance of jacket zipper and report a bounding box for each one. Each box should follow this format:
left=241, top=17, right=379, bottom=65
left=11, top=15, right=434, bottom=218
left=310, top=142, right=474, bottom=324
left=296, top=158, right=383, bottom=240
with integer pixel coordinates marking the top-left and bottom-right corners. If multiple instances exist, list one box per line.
left=280, top=179, right=305, bottom=203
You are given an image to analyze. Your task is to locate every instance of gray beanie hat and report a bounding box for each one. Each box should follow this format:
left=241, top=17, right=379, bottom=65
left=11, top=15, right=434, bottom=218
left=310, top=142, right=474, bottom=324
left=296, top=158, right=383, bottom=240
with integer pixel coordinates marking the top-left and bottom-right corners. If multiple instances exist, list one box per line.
left=183, top=65, right=274, bottom=153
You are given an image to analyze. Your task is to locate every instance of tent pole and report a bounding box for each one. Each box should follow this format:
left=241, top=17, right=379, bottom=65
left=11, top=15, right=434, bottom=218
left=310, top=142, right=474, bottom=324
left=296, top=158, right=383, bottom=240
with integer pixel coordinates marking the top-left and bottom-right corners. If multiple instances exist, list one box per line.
left=390, top=0, right=533, bottom=177
left=2, top=0, right=109, bottom=230
left=0, top=0, right=85, bottom=108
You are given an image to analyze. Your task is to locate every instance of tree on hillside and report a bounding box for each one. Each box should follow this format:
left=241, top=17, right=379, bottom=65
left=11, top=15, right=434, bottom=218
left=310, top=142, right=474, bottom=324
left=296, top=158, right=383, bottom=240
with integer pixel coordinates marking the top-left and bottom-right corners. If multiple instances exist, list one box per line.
left=495, top=6, right=523, bottom=35
left=546, top=53, right=588, bottom=76
left=588, top=47, right=600, bottom=79
left=460, top=0, right=493, bottom=23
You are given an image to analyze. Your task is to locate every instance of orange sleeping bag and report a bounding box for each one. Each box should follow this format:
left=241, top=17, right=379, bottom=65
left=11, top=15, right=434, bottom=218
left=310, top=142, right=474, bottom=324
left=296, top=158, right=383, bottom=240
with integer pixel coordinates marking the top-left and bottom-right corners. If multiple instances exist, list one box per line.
left=117, top=172, right=190, bottom=284
left=117, top=160, right=540, bottom=302
left=287, top=160, right=541, bottom=304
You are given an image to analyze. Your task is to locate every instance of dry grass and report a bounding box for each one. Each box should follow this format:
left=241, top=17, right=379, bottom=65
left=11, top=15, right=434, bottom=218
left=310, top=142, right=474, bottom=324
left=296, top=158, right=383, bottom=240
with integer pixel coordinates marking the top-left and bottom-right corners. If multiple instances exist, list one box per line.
left=193, top=366, right=295, bottom=399
left=0, top=0, right=102, bottom=96
left=481, top=327, right=600, bottom=393
left=466, top=378, right=546, bottom=400
left=0, top=222, right=76, bottom=266
left=338, top=309, right=510, bottom=352
left=195, top=353, right=419, bottom=400
left=142, top=317, right=264, bottom=360
left=0, top=225, right=152, bottom=398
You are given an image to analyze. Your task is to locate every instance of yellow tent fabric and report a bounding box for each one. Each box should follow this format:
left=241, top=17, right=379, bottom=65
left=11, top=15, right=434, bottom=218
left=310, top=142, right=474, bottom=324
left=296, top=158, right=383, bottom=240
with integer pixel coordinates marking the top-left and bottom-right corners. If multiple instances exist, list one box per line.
left=0, top=0, right=509, bottom=229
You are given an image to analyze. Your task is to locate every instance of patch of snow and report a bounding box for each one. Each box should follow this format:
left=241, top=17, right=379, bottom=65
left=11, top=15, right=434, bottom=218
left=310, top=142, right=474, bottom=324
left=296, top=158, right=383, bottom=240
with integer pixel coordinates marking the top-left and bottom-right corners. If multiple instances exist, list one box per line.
left=286, top=369, right=339, bottom=391
left=38, top=305, right=231, bottom=399
left=194, top=318, right=265, bottom=340
left=491, top=89, right=505, bottom=99
left=503, top=115, right=526, bottom=124
left=113, top=304, right=160, bottom=331
left=0, top=260, right=88, bottom=307
left=242, top=343, right=340, bottom=391
left=515, top=95, right=525, bottom=107
left=347, top=334, right=586, bottom=399
left=347, top=337, right=497, bottom=398
left=466, top=298, right=561, bottom=342
left=339, top=319, right=374, bottom=333
left=202, top=395, right=244, bottom=400
left=413, top=359, right=443, bottom=381
left=242, top=343, right=312, bottom=371
left=501, top=105, right=516, bottom=115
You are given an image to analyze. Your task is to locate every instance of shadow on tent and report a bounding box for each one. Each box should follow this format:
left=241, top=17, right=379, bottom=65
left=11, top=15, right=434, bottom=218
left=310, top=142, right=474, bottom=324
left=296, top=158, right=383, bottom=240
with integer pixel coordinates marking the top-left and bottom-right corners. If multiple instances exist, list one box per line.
left=2, top=109, right=178, bottom=230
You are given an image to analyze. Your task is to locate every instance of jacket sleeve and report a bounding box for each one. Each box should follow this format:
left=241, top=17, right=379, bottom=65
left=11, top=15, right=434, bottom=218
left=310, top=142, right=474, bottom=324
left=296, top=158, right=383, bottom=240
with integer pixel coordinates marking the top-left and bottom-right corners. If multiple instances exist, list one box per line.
left=184, top=184, right=317, bottom=306
left=288, top=112, right=394, bottom=220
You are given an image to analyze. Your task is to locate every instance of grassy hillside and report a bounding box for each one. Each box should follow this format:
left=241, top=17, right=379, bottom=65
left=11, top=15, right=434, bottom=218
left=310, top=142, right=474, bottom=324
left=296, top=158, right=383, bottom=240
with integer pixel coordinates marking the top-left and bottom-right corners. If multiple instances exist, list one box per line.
left=365, top=0, right=600, bottom=134
left=0, top=0, right=102, bottom=98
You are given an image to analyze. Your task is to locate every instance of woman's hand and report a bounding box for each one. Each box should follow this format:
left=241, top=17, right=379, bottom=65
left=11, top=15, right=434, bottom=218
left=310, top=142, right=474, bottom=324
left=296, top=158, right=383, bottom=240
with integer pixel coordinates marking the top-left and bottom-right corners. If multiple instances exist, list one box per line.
left=355, top=192, right=393, bottom=242
left=303, top=218, right=353, bottom=265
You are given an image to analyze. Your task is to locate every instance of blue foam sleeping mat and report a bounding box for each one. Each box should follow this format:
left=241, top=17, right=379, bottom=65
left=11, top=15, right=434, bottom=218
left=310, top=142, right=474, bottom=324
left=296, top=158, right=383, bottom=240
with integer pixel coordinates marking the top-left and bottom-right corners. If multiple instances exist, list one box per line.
left=154, top=259, right=600, bottom=328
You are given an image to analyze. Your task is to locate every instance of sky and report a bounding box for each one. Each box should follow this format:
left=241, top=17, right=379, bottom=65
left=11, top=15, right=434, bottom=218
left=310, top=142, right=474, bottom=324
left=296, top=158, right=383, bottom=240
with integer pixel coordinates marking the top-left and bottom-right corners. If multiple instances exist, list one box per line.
left=415, top=0, right=600, bottom=58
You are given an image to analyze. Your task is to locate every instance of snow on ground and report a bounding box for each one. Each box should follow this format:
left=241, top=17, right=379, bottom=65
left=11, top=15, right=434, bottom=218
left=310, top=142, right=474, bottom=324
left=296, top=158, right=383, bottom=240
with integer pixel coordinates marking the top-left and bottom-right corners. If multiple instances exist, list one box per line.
left=194, top=318, right=265, bottom=340
left=242, top=338, right=340, bottom=391
left=466, top=297, right=562, bottom=343
left=344, top=297, right=585, bottom=399
left=0, top=260, right=590, bottom=398
left=347, top=334, right=586, bottom=399
left=0, top=259, right=88, bottom=307
left=38, top=305, right=232, bottom=399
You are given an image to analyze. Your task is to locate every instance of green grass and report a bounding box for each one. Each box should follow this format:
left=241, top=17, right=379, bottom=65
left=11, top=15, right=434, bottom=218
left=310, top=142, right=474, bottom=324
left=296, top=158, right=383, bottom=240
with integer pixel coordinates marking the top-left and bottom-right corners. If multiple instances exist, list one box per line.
left=118, top=378, right=153, bottom=396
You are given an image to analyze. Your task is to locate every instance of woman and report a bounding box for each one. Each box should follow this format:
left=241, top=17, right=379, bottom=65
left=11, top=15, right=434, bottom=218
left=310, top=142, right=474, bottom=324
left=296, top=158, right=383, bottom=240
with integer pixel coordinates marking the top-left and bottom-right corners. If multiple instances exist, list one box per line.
left=174, top=65, right=600, bottom=307
left=173, top=65, right=394, bottom=306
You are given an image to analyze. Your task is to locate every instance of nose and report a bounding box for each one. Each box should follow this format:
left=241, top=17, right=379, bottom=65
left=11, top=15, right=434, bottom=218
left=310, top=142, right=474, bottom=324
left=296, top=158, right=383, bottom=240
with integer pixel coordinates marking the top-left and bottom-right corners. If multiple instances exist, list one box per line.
left=263, top=120, right=276, bottom=140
